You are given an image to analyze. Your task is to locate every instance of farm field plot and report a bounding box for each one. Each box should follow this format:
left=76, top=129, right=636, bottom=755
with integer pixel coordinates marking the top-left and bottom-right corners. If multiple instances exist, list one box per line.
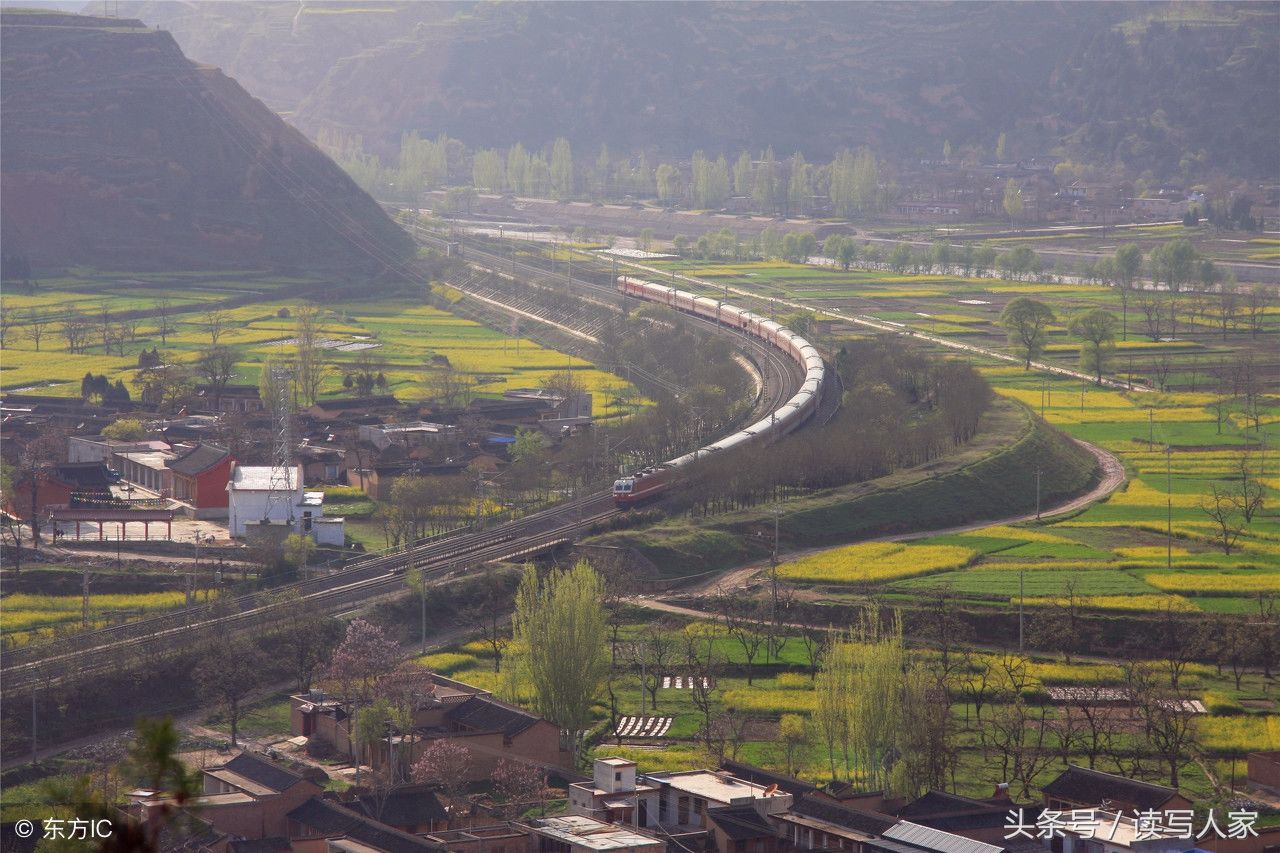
left=645, top=254, right=1277, bottom=618
left=0, top=590, right=217, bottom=648
left=414, top=613, right=1276, bottom=802
left=0, top=275, right=642, bottom=416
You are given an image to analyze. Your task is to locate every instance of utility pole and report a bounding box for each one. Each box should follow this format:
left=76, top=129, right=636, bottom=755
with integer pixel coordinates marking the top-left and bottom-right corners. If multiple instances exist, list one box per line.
left=1018, top=568, right=1025, bottom=653
left=1166, top=444, right=1173, bottom=571
left=1148, top=408, right=1154, bottom=445
left=1035, top=468, right=1042, bottom=520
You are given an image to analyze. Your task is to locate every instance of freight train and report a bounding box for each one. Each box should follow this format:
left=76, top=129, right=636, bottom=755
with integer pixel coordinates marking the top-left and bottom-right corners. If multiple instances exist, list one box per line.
left=612, top=275, right=826, bottom=507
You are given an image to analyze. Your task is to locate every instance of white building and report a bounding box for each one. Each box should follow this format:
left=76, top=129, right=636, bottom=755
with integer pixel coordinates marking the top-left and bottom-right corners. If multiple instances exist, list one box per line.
left=570, top=759, right=791, bottom=834
left=226, top=463, right=343, bottom=545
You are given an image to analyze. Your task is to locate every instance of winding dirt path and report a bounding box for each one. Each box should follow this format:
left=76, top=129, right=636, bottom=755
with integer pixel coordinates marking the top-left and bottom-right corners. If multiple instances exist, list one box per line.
left=647, top=438, right=1125, bottom=599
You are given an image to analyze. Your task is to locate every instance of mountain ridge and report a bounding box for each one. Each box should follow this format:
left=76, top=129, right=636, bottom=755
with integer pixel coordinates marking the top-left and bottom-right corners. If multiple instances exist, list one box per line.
left=122, top=1, right=1279, bottom=181
left=0, top=8, right=414, bottom=273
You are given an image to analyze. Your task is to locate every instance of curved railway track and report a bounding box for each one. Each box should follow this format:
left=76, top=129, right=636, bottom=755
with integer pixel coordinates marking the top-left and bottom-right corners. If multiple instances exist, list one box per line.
left=2, top=235, right=808, bottom=692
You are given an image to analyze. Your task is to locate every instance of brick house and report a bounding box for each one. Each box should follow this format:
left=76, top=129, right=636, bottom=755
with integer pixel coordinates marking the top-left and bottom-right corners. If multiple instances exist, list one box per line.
left=166, top=443, right=233, bottom=518
left=291, top=676, right=570, bottom=783
left=129, top=752, right=321, bottom=842
left=6, top=462, right=113, bottom=519
left=286, top=797, right=447, bottom=853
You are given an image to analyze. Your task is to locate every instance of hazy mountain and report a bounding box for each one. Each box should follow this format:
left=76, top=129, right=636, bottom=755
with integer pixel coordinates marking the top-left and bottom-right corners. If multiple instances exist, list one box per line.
left=0, top=9, right=413, bottom=272
left=119, top=1, right=1278, bottom=181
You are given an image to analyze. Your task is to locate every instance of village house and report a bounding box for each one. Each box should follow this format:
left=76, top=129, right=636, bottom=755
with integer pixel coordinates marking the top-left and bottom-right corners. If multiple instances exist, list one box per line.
left=706, top=803, right=785, bottom=853
left=129, top=752, right=322, bottom=842
left=5, top=461, right=114, bottom=518
left=525, top=816, right=663, bottom=853
left=286, top=796, right=448, bottom=853
left=166, top=443, right=234, bottom=518
left=773, top=794, right=895, bottom=853
left=866, top=823, right=1008, bottom=853
left=358, top=422, right=460, bottom=452
left=290, top=675, right=570, bottom=782
left=895, top=790, right=1031, bottom=846
left=227, top=463, right=343, bottom=545
left=68, top=435, right=167, bottom=465
left=194, top=384, right=265, bottom=414
left=422, top=824, right=529, bottom=853
left=1040, top=765, right=1191, bottom=815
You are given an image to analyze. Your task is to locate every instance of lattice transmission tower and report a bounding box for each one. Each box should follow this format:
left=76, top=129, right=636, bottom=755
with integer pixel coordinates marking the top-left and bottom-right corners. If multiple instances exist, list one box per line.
left=265, top=364, right=296, bottom=527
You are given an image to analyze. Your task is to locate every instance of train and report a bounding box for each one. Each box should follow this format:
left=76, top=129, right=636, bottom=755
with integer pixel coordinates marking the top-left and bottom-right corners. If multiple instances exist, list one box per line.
left=612, top=275, right=826, bottom=508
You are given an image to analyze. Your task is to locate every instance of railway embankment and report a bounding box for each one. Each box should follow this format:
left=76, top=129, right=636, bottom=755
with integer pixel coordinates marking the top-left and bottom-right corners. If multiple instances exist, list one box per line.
left=580, top=398, right=1100, bottom=580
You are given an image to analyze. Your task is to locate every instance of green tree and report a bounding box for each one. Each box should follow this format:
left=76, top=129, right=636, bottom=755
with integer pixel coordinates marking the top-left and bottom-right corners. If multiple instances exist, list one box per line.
left=888, top=243, right=913, bottom=273
left=103, top=418, right=147, bottom=441
left=787, top=152, right=812, bottom=214
left=995, top=132, right=1007, bottom=161
left=1000, top=297, right=1056, bottom=369
left=1070, top=309, right=1119, bottom=383
left=655, top=163, right=679, bottom=203
left=1112, top=244, right=1143, bottom=340
left=550, top=138, right=574, bottom=200
left=1149, top=238, right=1198, bottom=340
left=512, top=560, right=608, bottom=761
left=1002, top=178, right=1023, bottom=225
left=779, top=714, right=807, bottom=777
left=752, top=147, right=778, bottom=213
left=282, top=533, right=317, bottom=573
left=733, top=151, right=753, bottom=196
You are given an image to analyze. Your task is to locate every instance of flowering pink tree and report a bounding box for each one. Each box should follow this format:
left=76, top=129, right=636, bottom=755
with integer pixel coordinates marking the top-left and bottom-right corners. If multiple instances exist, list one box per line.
left=322, top=619, right=401, bottom=709
left=491, top=759, right=545, bottom=818
left=411, top=739, right=473, bottom=814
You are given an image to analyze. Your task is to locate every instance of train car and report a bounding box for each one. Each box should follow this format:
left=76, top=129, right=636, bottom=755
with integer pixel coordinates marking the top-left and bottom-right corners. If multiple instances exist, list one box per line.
left=613, top=275, right=826, bottom=508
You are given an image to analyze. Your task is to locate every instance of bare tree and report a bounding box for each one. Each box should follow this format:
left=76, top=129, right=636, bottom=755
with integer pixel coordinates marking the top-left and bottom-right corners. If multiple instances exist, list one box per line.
left=62, top=310, right=91, bottom=353
left=202, top=308, right=231, bottom=346
left=1200, top=484, right=1245, bottom=555
left=1231, top=449, right=1266, bottom=523
left=153, top=297, right=175, bottom=346
left=1126, top=662, right=1198, bottom=789
left=197, top=345, right=239, bottom=410
left=0, top=310, right=14, bottom=348
left=19, top=312, right=46, bottom=353
left=1137, top=292, right=1166, bottom=341
left=195, top=635, right=267, bottom=746
left=715, top=591, right=767, bottom=685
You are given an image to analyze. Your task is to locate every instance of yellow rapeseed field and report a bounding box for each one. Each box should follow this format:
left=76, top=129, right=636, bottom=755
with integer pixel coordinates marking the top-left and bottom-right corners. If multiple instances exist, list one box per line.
left=777, top=542, right=974, bottom=585
left=1144, top=574, right=1280, bottom=594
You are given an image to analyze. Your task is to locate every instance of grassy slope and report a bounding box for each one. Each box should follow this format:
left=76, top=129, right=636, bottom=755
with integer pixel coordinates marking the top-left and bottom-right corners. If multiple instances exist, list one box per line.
left=585, top=398, right=1098, bottom=578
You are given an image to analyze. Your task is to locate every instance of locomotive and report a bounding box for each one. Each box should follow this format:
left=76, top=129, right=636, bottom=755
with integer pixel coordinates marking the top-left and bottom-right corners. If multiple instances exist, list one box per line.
left=612, top=276, right=825, bottom=507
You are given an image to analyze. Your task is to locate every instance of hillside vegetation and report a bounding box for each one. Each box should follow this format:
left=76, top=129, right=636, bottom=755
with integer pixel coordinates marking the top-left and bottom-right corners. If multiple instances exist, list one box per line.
left=0, top=9, right=413, bottom=272
left=128, top=1, right=1279, bottom=179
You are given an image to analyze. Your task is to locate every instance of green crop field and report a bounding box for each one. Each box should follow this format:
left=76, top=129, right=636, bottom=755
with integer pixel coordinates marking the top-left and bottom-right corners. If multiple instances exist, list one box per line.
left=405, top=611, right=1277, bottom=804
left=616, top=251, right=1276, bottom=618
left=0, top=272, right=643, bottom=416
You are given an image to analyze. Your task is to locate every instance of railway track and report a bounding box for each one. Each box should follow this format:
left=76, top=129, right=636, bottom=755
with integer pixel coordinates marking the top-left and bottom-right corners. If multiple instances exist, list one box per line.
left=3, top=234, right=808, bottom=692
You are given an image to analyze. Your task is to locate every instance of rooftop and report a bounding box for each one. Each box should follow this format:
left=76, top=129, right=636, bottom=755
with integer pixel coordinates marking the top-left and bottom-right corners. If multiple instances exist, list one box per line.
left=1042, top=765, right=1180, bottom=810
left=228, top=464, right=300, bottom=492
left=882, top=821, right=1006, bottom=853
left=220, top=751, right=307, bottom=794
left=166, top=443, right=231, bottom=476
left=445, top=695, right=541, bottom=738
left=530, top=817, right=662, bottom=851
left=643, top=770, right=788, bottom=805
